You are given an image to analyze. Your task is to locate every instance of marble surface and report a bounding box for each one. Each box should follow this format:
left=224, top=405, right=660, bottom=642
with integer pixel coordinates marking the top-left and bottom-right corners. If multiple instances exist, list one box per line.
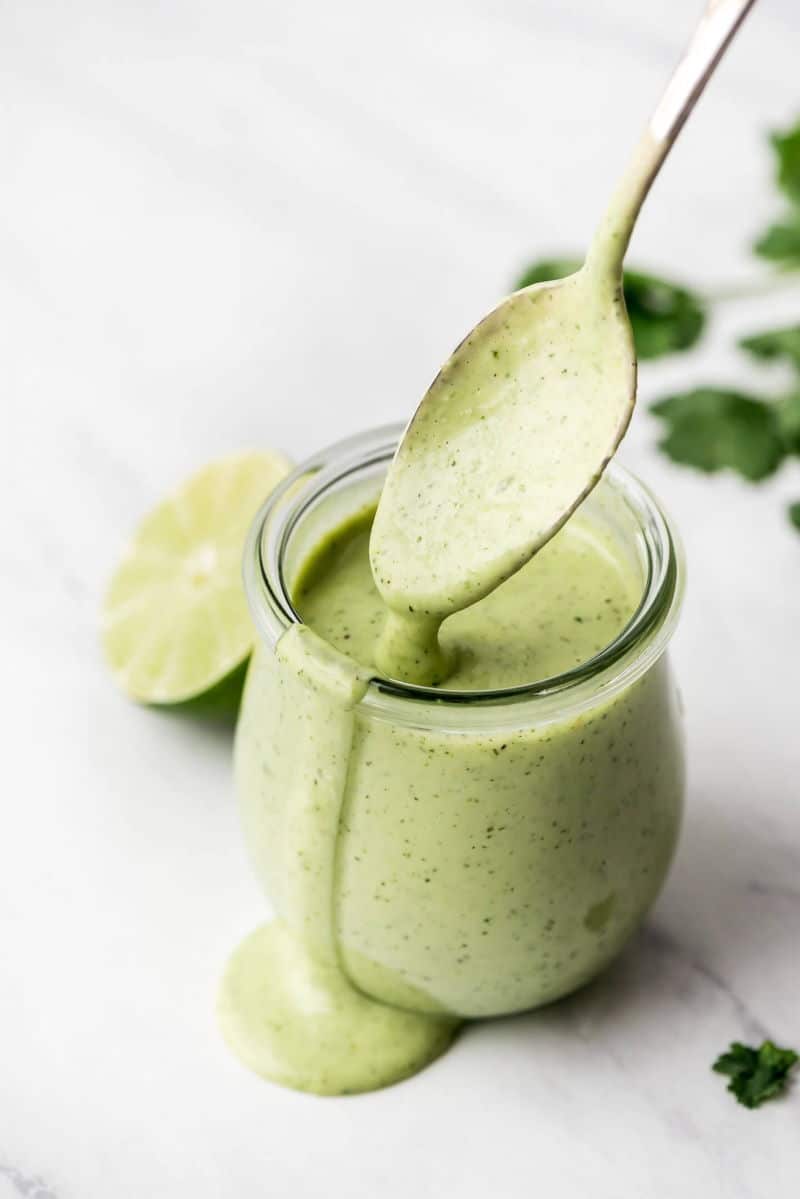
left=2, top=0, right=800, bottom=1195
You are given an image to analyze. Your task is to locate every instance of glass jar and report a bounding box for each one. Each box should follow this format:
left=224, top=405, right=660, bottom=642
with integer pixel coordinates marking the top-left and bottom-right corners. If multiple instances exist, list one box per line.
left=234, top=424, right=686, bottom=1020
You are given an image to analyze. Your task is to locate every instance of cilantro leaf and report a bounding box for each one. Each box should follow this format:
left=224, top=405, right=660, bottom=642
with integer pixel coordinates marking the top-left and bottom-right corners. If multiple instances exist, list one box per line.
left=622, top=269, right=707, bottom=359
left=777, top=392, right=800, bottom=454
left=739, top=324, right=800, bottom=371
left=513, top=258, right=706, bottom=359
left=646, top=119, right=800, bottom=532
left=713, top=1040, right=798, bottom=1109
left=753, top=215, right=800, bottom=268
left=650, top=388, right=786, bottom=481
left=770, top=121, right=800, bottom=205
left=753, top=120, right=800, bottom=267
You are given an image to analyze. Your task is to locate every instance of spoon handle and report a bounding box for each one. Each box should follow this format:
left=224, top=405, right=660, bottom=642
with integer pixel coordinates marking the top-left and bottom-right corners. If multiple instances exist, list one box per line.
left=586, top=0, right=757, bottom=281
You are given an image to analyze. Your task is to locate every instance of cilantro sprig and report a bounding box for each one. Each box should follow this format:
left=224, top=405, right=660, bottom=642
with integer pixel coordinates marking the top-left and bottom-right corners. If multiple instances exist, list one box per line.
left=713, top=1040, right=798, bottom=1109
left=515, top=116, right=800, bottom=535
left=754, top=124, right=800, bottom=269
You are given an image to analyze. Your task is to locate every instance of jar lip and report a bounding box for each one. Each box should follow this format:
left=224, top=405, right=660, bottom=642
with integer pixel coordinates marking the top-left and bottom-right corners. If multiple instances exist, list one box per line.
left=244, top=423, right=684, bottom=718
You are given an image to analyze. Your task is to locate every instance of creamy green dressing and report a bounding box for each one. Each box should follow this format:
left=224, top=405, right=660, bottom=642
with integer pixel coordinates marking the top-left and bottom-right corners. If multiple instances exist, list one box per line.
left=220, top=220, right=669, bottom=1099
left=296, top=506, right=639, bottom=690
left=369, top=270, right=634, bottom=683
left=222, top=499, right=683, bottom=1094
left=219, top=625, right=456, bottom=1095
left=215, top=0, right=740, bottom=1089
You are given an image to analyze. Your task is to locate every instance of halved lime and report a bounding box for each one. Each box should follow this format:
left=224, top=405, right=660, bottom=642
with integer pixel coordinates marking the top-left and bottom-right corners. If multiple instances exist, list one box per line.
left=102, top=450, right=291, bottom=710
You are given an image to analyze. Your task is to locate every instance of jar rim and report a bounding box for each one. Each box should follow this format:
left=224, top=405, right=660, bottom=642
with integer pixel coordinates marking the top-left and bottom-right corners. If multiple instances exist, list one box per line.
left=243, top=423, right=684, bottom=725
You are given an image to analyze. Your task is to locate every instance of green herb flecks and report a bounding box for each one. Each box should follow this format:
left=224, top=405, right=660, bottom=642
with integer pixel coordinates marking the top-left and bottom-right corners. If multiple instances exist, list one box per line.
left=713, top=1040, right=798, bottom=1109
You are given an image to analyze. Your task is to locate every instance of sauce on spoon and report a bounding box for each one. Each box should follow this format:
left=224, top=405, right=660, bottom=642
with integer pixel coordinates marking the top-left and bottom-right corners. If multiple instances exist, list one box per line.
left=370, top=266, right=634, bottom=683
left=371, top=0, right=755, bottom=684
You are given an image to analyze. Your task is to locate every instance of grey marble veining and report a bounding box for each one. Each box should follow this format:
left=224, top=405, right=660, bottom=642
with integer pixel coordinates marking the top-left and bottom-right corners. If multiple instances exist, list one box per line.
left=0, top=1163, right=60, bottom=1199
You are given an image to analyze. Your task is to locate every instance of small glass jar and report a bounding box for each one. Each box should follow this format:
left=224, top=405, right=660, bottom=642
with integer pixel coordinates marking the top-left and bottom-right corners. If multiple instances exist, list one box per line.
left=235, top=424, right=686, bottom=1019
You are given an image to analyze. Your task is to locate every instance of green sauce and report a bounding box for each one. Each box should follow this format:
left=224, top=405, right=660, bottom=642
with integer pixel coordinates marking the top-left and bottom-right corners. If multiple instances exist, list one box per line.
left=295, top=505, right=640, bottom=689
left=222, top=498, right=683, bottom=1094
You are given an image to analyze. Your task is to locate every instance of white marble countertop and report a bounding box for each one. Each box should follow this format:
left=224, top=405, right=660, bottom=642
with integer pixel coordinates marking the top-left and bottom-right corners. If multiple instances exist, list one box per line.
left=2, top=1, right=799, bottom=1195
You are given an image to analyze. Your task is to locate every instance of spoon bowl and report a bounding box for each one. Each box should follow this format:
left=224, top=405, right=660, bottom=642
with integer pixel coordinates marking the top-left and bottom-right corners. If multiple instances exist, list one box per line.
left=370, top=0, right=754, bottom=630
left=370, top=266, right=635, bottom=618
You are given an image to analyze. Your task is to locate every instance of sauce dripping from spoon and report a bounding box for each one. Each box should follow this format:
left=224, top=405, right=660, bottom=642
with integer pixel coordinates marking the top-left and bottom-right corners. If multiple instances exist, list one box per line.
left=371, top=0, right=755, bottom=684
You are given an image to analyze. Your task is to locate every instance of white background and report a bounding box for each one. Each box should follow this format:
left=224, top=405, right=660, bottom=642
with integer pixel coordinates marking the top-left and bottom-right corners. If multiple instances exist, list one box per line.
left=2, top=1, right=799, bottom=1195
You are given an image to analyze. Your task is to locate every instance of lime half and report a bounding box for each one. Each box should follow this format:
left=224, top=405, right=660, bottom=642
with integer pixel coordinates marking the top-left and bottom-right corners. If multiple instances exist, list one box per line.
left=102, top=450, right=291, bottom=709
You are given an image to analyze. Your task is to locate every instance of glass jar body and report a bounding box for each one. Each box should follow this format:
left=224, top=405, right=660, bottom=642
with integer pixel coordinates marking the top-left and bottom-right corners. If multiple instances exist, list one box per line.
left=234, top=425, right=686, bottom=1019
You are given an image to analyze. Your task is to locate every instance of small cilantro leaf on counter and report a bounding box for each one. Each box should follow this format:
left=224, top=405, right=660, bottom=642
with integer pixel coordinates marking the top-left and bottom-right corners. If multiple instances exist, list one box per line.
left=713, top=1040, right=798, bottom=1109
left=650, top=388, right=786, bottom=481
left=513, top=259, right=706, bottom=360
left=789, top=501, right=800, bottom=531
left=739, top=324, right=800, bottom=371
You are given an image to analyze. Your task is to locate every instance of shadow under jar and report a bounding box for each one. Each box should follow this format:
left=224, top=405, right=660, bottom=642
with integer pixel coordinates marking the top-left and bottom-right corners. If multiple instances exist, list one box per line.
left=227, top=424, right=686, bottom=1090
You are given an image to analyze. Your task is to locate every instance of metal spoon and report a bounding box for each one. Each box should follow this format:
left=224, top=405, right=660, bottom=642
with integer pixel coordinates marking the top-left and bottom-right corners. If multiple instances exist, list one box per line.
left=370, top=0, right=756, bottom=633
